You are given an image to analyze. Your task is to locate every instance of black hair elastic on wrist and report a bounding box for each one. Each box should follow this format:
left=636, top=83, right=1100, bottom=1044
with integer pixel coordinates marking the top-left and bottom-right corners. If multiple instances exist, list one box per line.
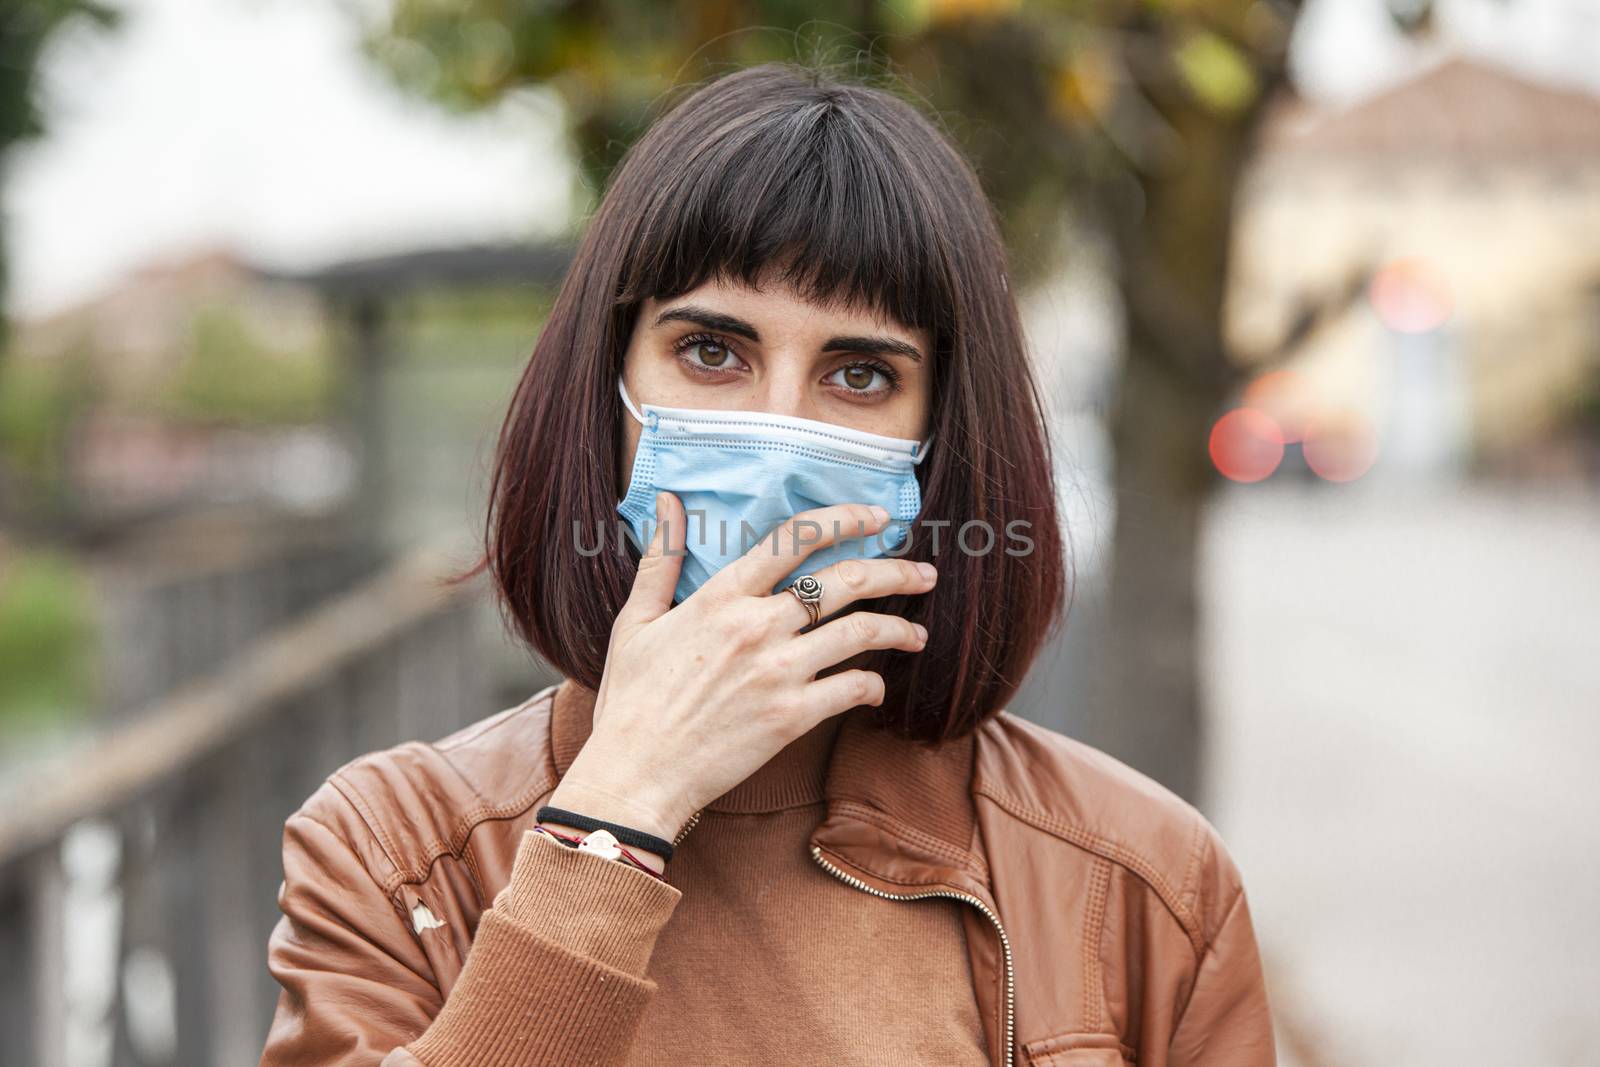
left=535, top=805, right=675, bottom=862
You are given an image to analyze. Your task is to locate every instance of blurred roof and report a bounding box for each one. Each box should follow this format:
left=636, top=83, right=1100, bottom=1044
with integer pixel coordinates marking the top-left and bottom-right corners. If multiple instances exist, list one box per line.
left=1260, top=56, right=1600, bottom=159
left=15, top=240, right=576, bottom=338
left=267, top=241, right=575, bottom=301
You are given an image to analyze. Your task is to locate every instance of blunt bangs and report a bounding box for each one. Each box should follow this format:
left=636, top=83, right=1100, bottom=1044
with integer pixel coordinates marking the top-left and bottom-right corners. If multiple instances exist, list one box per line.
left=614, top=80, right=955, bottom=339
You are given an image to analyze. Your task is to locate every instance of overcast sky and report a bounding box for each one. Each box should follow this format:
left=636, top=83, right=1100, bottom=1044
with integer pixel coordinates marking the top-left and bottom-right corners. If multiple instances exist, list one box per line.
left=5, top=0, right=1600, bottom=321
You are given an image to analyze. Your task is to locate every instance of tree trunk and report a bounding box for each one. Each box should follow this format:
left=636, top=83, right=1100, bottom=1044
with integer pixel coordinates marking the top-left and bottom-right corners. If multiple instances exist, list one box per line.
left=1082, top=341, right=1219, bottom=804
left=1076, top=98, right=1260, bottom=805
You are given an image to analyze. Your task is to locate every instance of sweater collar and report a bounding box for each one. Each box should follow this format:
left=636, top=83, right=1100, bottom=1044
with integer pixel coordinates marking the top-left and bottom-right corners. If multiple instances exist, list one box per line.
left=548, top=677, right=991, bottom=900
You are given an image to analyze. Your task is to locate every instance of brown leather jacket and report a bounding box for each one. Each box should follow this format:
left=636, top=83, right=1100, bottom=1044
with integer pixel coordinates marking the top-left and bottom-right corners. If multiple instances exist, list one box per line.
left=261, top=680, right=1275, bottom=1066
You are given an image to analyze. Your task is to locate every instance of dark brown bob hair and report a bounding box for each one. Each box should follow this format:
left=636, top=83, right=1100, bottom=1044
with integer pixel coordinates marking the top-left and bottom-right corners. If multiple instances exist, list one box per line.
left=471, top=61, right=1066, bottom=743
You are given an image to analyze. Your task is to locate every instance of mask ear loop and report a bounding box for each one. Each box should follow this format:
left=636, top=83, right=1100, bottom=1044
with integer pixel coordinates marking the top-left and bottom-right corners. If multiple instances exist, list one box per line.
left=618, top=378, right=654, bottom=429
left=912, top=432, right=936, bottom=464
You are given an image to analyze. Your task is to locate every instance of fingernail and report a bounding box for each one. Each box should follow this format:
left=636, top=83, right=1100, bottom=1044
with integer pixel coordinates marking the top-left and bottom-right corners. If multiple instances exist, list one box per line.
left=655, top=491, right=666, bottom=511
left=913, top=623, right=928, bottom=644
left=916, top=562, right=937, bottom=582
left=869, top=506, right=889, bottom=524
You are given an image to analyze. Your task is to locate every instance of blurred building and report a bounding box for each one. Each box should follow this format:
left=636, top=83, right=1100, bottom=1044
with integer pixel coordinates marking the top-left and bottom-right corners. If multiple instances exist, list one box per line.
left=4, top=247, right=350, bottom=527
left=17, top=249, right=325, bottom=395
left=1227, top=56, right=1600, bottom=483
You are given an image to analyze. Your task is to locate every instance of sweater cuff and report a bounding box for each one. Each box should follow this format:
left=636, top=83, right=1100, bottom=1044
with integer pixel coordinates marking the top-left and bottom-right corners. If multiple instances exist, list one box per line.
left=402, top=830, right=683, bottom=1067
left=495, top=826, right=681, bottom=974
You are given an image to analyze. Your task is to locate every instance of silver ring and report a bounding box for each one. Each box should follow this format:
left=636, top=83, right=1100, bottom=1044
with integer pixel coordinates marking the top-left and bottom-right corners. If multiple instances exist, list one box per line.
left=785, top=574, right=825, bottom=628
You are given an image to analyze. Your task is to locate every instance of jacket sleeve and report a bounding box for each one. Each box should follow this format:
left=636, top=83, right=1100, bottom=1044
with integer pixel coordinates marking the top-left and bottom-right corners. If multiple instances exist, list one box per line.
left=260, top=786, right=683, bottom=1067
left=1165, top=832, right=1276, bottom=1067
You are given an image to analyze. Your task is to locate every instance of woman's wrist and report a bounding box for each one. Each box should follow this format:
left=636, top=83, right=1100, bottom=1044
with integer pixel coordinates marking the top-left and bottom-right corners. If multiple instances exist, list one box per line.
left=550, top=757, right=688, bottom=843
left=544, top=779, right=688, bottom=876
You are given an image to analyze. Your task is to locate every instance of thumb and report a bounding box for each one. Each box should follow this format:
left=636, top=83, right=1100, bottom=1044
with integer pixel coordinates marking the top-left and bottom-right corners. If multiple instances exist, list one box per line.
left=618, top=491, right=686, bottom=627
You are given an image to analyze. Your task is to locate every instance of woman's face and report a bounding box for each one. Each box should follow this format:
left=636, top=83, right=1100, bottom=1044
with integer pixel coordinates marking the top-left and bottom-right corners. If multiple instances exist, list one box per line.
left=617, top=275, right=933, bottom=491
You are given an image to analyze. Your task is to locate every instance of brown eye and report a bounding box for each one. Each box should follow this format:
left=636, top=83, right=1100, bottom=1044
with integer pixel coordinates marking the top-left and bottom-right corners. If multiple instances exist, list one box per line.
left=673, top=333, right=746, bottom=375
left=692, top=341, right=728, bottom=367
left=825, top=362, right=896, bottom=398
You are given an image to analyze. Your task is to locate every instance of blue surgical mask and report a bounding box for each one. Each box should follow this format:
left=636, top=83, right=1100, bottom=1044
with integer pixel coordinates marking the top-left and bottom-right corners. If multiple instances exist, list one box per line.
left=616, top=379, right=933, bottom=604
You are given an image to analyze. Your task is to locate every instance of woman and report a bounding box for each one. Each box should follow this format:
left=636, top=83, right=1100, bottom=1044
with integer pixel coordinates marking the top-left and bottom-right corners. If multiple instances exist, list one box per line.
left=261, top=62, right=1275, bottom=1067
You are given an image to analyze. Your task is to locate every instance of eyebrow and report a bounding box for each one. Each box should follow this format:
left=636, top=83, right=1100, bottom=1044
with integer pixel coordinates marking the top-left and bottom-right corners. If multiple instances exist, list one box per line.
left=653, top=304, right=923, bottom=362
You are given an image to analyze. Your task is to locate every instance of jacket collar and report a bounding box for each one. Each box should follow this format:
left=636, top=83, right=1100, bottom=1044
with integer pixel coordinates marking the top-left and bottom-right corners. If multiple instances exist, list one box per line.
left=548, top=678, right=994, bottom=902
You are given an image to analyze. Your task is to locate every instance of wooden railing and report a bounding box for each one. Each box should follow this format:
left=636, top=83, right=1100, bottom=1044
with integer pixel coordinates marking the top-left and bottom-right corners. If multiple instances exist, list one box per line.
left=92, top=519, right=383, bottom=723
left=0, top=543, right=504, bottom=1067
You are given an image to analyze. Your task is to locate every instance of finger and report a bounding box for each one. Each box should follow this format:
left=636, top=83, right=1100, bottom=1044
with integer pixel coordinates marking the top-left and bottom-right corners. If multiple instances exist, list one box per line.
left=773, top=556, right=936, bottom=630
left=792, top=611, right=927, bottom=676
left=796, top=669, right=886, bottom=720
left=709, top=503, right=895, bottom=597
left=616, top=491, right=686, bottom=627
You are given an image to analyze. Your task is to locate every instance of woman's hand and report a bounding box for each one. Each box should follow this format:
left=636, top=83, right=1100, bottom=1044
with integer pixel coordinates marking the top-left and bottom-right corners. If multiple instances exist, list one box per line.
left=545, top=490, right=936, bottom=854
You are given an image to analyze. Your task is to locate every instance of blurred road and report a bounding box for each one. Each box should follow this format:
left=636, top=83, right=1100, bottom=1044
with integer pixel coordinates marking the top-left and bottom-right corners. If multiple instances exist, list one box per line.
left=1202, top=480, right=1600, bottom=1067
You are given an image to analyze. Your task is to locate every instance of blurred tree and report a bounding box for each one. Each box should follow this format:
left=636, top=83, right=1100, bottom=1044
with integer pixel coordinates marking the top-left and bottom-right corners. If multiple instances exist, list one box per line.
left=355, top=0, right=1436, bottom=801
left=159, top=303, right=337, bottom=426
left=0, top=547, right=96, bottom=735
left=0, top=0, right=121, bottom=353
left=0, top=337, right=95, bottom=515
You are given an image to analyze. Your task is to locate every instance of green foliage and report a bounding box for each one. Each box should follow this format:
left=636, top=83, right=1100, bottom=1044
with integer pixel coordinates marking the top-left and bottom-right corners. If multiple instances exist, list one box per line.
left=1, top=0, right=123, bottom=343
left=0, top=343, right=95, bottom=482
left=155, top=303, right=337, bottom=426
left=353, top=0, right=1301, bottom=282
left=362, top=2, right=913, bottom=196
left=1174, top=29, right=1259, bottom=115
left=0, top=0, right=120, bottom=148
left=0, top=549, right=97, bottom=734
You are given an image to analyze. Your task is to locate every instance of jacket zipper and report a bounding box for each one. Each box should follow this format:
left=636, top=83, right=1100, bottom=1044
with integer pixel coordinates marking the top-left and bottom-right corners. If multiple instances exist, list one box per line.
left=810, top=844, right=1015, bottom=1067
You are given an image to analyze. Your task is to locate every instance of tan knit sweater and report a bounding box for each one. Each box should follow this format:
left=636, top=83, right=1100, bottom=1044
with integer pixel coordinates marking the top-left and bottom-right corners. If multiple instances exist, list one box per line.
left=405, top=711, right=990, bottom=1065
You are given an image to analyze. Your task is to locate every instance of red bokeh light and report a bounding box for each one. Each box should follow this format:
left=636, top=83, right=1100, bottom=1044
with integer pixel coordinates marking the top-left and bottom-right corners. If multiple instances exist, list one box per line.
left=1303, top=412, right=1379, bottom=482
left=1369, top=257, right=1453, bottom=334
left=1210, top=407, right=1285, bottom=483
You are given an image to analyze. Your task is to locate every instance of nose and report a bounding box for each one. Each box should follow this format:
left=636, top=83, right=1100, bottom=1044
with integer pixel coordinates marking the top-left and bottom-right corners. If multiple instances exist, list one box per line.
left=754, top=361, right=820, bottom=421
